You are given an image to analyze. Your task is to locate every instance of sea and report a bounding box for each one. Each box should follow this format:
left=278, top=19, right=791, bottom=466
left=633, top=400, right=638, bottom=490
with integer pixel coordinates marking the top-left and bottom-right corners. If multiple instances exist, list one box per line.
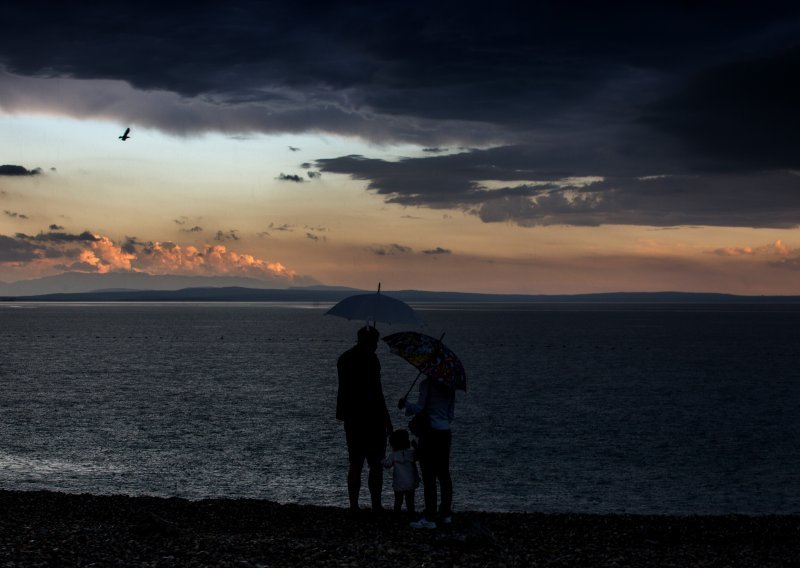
left=1, top=302, right=798, bottom=515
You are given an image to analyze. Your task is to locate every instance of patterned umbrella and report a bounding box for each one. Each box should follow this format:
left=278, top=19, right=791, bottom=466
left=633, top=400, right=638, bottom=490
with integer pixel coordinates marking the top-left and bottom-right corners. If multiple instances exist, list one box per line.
left=382, top=331, right=466, bottom=392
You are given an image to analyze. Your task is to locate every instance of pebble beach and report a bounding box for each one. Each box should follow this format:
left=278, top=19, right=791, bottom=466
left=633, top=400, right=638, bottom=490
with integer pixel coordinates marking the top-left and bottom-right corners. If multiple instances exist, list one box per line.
left=0, top=490, right=797, bottom=566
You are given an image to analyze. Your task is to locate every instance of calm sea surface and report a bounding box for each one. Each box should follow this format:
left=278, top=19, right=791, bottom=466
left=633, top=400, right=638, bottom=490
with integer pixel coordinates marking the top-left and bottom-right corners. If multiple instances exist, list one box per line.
left=1, top=302, right=798, bottom=514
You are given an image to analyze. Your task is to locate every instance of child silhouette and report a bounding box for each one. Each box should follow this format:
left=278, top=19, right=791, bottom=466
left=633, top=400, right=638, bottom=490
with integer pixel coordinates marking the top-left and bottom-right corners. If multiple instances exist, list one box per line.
left=383, top=429, right=419, bottom=514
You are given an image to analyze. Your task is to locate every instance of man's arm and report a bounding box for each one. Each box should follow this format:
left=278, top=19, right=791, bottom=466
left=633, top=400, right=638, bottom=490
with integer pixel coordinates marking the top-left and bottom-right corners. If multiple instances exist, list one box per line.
left=336, top=354, right=349, bottom=421
left=379, top=382, right=393, bottom=434
left=374, top=355, right=393, bottom=433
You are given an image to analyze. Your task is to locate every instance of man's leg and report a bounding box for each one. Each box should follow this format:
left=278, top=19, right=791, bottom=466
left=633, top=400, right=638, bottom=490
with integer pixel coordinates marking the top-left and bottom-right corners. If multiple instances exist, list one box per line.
left=367, top=459, right=384, bottom=510
left=345, top=424, right=366, bottom=510
left=348, top=458, right=364, bottom=510
left=366, top=431, right=387, bottom=511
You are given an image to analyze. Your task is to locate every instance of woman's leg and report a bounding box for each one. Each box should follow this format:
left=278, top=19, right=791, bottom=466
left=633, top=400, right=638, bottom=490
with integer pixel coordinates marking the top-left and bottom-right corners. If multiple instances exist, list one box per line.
left=393, top=491, right=404, bottom=513
left=405, top=490, right=416, bottom=514
left=436, top=430, right=453, bottom=517
left=418, top=436, right=438, bottom=518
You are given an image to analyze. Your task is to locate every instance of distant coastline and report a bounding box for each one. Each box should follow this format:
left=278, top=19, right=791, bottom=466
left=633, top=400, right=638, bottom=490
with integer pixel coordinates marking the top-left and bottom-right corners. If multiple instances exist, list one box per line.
left=3, top=286, right=800, bottom=303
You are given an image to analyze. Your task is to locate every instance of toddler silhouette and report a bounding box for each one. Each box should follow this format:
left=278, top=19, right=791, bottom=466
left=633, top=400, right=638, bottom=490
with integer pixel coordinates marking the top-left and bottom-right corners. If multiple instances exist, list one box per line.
left=382, top=429, right=419, bottom=514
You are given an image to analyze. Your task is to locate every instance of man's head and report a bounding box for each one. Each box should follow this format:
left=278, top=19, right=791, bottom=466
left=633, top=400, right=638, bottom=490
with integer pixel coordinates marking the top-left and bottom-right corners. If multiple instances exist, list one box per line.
left=357, top=326, right=380, bottom=350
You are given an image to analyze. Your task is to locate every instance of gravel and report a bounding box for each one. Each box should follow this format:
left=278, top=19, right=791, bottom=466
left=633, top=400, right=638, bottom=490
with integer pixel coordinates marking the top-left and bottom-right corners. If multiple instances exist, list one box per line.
left=0, top=490, right=797, bottom=566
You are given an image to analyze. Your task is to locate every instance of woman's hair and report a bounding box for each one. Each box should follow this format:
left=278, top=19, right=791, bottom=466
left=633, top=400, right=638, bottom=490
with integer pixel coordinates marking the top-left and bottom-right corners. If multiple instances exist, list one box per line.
left=388, top=428, right=411, bottom=450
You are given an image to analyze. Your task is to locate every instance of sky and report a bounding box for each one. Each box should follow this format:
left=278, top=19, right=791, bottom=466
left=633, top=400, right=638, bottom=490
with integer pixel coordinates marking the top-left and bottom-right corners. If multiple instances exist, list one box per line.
left=1, top=1, right=800, bottom=294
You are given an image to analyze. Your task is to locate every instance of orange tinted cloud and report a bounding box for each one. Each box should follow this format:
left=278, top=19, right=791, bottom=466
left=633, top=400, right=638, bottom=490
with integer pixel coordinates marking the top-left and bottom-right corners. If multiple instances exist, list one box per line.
left=711, top=240, right=792, bottom=257
left=87, top=235, right=137, bottom=272
left=1, top=231, right=298, bottom=282
left=137, top=242, right=294, bottom=279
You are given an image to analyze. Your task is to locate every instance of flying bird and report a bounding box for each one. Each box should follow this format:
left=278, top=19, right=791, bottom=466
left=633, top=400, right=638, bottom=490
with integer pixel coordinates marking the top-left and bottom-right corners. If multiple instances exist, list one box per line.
left=119, top=128, right=131, bottom=141
left=288, top=146, right=300, bottom=152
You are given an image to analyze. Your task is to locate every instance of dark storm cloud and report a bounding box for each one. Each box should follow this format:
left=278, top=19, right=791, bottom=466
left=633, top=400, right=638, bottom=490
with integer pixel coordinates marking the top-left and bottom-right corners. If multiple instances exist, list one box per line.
left=370, top=244, right=413, bottom=256
left=215, top=230, right=239, bottom=242
left=0, top=230, right=100, bottom=262
left=268, top=223, right=294, bottom=232
left=49, top=224, right=64, bottom=230
left=4, top=210, right=28, bottom=219
left=16, top=230, right=99, bottom=243
left=422, top=247, right=451, bottom=255
left=318, top=145, right=800, bottom=228
left=121, top=236, right=146, bottom=254
left=641, top=48, right=800, bottom=171
left=3, top=2, right=800, bottom=227
left=300, top=163, right=322, bottom=179
left=277, top=173, right=304, bottom=183
left=1, top=3, right=797, bottom=141
left=0, top=165, right=41, bottom=176
left=174, top=217, right=203, bottom=232
left=369, top=243, right=450, bottom=255
left=0, top=234, right=39, bottom=261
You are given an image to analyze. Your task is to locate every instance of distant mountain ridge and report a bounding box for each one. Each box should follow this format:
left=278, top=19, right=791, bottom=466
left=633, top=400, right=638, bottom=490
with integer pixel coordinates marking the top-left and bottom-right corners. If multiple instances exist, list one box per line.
left=0, top=271, right=310, bottom=296
left=2, top=272, right=799, bottom=302
left=3, top=285, right=800, bottom=304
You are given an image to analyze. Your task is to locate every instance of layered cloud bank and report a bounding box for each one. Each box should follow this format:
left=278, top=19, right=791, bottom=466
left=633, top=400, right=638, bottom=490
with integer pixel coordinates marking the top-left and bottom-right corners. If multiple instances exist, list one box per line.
left=0, top=230, right=307, bottom=284
left=1, top=3, right=799, bottom=230
left=318, top=152, right=800, bottom=229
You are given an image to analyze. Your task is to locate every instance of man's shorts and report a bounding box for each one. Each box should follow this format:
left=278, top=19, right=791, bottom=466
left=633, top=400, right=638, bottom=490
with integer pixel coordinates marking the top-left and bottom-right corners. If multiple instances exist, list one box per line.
left=344, top=422, right=386, bottom=467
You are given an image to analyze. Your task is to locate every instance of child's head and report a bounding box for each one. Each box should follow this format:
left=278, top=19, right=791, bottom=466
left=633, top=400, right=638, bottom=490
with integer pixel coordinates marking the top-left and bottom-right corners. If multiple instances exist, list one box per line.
left=389, top=429, right=411, bottom=451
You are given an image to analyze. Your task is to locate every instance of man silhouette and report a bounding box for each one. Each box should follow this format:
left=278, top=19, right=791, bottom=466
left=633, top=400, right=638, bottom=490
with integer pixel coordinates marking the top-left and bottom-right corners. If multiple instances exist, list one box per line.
left=336, top=326, right=393, bottom=514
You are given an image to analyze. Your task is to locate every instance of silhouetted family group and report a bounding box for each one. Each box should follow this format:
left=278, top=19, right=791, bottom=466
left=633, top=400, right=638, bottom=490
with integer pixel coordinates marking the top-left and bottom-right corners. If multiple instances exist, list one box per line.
left=336, top=326, right=455, bottom=529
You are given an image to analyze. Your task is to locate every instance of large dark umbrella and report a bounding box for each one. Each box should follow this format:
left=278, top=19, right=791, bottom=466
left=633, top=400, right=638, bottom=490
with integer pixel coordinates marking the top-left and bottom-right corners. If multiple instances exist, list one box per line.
left=383, top=331, right=467, bottom=397
left=325, top=283, right=422, bottom=327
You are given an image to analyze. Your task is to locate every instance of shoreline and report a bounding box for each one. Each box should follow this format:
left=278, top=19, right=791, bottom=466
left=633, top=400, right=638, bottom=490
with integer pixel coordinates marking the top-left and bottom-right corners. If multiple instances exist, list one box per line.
left=1, top=490, right=797, bottom=566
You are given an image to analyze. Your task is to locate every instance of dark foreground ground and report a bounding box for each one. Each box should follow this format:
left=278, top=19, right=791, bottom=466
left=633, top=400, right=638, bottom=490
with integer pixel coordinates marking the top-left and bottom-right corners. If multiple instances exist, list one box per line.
left=0, top=491, right=797, bottom=567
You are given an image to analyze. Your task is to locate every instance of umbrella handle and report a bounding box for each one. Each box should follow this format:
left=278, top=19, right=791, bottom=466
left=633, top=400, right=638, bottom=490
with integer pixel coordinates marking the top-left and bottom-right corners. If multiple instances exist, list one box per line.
left=403, top=370, right=424, bottom=401
left=400, top=331, right=446, bottom=401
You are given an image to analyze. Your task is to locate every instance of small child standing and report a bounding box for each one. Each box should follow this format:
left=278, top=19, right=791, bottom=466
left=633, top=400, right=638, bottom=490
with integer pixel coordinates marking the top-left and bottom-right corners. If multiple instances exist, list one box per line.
left=383, top=429, right=419, bottom=514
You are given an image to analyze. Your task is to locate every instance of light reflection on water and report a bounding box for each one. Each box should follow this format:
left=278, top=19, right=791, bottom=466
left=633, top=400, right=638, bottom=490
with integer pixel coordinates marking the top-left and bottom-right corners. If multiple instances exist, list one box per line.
left=1, top=302, right=799, bottom=514
left=0, top=452, right=126, bottom=475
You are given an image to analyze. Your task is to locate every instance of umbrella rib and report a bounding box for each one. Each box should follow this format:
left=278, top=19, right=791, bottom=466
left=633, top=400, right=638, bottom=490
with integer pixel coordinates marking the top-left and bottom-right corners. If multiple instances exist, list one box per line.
left=401, top=331, right=446, bottom=400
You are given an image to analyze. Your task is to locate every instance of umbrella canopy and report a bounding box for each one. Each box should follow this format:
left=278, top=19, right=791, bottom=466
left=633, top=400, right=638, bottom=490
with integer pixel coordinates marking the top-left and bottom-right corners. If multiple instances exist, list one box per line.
left=325, top=291, right=422, bottom=326
left=383, top=331, right=466, bottom=392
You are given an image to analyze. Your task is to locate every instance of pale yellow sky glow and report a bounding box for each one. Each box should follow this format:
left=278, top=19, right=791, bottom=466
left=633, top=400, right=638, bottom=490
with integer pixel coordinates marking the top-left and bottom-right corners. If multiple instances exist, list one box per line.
left=2, top=95, right=800, bottom=294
